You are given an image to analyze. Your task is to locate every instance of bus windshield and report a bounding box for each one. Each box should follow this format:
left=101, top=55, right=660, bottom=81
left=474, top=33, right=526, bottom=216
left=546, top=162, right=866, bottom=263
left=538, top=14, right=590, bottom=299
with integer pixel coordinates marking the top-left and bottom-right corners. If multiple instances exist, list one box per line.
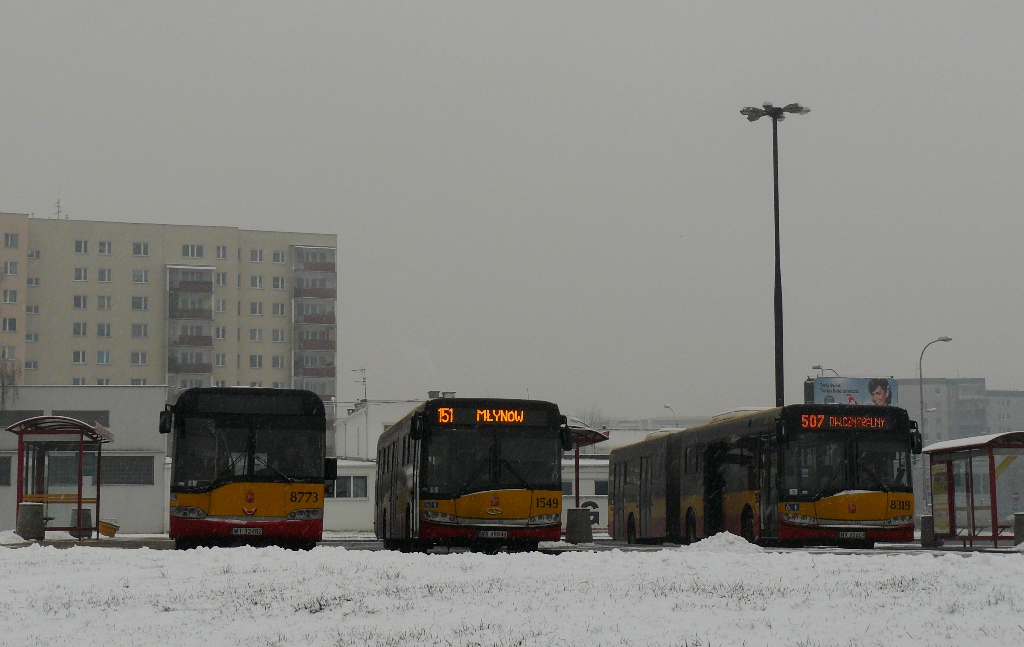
left=422, top=427, right=561, bottom=497
left=783, top=431, right=910, bottom=499
left=174, top=416, right=324, bottom=488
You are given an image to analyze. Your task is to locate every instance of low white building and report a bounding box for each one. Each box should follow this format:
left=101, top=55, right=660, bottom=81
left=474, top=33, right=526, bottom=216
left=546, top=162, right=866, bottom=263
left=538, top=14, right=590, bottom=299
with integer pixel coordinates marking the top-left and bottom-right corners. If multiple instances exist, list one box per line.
left=0, top=385, right=171, bottom=534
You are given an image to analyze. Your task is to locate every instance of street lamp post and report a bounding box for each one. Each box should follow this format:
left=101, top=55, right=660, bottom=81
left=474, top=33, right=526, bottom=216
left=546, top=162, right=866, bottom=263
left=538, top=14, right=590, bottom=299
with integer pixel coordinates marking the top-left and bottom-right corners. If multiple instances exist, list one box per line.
left=741, top=102, right=810, bottom=407
left=918, top=336, right=952, bottom=516
left=664, top=404, right=678, bottom=427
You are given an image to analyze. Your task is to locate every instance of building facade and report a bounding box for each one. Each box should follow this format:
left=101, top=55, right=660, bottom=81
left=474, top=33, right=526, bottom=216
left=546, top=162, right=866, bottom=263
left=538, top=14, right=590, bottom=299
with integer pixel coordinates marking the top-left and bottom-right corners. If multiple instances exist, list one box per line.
left=0, top=213, right=336, bottom=398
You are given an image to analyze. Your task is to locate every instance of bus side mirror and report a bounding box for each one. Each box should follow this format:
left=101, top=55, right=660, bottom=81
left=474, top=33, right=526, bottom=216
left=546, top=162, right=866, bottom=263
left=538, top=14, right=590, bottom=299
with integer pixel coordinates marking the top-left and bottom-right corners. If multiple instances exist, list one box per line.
left=410, top=413, right=423, bottom=441
left=560, top=417, right=574, bottom=451
left=324, top=458, right=338, bottom=481
left=774, top=420, right=787, bottom=445
left=159, top=408, right=173, bottom=434
left=910, top=421, right=923, bottom=454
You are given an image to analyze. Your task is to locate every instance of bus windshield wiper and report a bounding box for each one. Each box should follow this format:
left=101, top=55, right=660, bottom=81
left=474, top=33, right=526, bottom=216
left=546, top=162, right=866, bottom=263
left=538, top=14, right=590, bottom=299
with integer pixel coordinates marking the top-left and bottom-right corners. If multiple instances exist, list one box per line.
left=212, top=450, right=246, bottom=485
left=814, top=456, right=849, bottom=500
left=498, top=457, right=532, bottom=489
left=453, top=458, right=490, bottom=499
left=253, top=453, right=296, bottom=482
left=855, top=456, right=890, bottom=493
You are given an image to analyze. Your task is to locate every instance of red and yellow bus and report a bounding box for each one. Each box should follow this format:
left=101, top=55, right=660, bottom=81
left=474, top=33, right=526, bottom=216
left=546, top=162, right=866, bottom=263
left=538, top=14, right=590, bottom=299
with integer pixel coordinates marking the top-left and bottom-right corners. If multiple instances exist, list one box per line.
left=376, top=397, right=573, bottom=552
left=609, top=404, right=921, bottom=548
left=160, top=387, right=335, bottom=550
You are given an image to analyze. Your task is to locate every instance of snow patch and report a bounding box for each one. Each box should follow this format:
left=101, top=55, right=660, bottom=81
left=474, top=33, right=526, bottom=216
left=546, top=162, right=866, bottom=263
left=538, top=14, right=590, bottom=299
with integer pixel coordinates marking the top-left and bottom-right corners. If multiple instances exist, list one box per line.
left=684, top=531, right=762, bottom=553
left=0, top=529, right=25, bottom=545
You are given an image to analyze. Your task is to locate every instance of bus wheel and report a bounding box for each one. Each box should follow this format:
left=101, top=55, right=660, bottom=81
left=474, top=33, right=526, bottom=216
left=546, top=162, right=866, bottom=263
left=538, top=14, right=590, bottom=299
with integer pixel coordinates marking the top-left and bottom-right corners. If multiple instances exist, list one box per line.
left=741, top=507, right=756, bottom=543
left=174, top=538, right=196, bottom=550
left=685, top=510, right=697, bottom=545
left=626, top=514, right=637, bottom=544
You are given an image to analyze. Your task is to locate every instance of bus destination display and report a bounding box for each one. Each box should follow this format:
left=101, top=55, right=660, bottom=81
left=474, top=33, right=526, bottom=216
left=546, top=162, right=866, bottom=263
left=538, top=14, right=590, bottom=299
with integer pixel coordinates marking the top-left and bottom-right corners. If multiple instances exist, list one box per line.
left=437, top=407, right=548, bottom=425
left=800, top=414, right=894, bottom=430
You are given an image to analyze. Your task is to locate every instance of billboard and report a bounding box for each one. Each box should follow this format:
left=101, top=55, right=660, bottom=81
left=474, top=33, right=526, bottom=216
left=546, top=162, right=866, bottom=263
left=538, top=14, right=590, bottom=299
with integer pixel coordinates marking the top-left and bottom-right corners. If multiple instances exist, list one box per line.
left=811, top=377, right=898, bottom=406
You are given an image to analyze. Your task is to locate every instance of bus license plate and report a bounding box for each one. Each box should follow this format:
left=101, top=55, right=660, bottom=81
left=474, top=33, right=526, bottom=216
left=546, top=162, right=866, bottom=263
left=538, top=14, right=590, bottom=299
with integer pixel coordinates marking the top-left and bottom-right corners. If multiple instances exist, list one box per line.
left=838, top=531, right=865, bottom=539
left=231, top=527, right=263, bottom=536
left=478, top=530, right=507, bottom=539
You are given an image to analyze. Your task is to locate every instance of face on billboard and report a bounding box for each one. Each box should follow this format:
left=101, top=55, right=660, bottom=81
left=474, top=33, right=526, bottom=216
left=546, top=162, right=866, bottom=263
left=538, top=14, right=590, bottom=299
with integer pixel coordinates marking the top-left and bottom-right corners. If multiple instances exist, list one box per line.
left=813, top=377, right=897, bottom=406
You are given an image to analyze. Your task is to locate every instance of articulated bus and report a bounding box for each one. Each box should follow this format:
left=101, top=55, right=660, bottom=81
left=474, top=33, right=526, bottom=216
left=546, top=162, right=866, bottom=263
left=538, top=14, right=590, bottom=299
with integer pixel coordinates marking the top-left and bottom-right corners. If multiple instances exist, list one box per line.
left=160, top=387, right=336, bottom=550
left=609, top=404, right=922, bottom=548
left=376, top=398, right=573, bottom=552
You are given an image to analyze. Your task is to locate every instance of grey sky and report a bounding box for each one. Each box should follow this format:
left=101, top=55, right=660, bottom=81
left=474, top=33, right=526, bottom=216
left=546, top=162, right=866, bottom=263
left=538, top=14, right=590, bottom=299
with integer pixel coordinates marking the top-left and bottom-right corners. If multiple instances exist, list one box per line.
left=2, top=3, right=1022, bottom=418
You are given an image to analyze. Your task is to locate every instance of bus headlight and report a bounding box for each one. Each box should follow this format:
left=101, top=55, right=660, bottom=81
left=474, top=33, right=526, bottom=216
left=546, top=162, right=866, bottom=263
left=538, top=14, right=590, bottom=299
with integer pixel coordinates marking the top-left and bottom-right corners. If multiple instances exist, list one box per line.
left=170, top=507, right=207, bottom=519
left=421, top=510, right=457, bottom=524
left=781, top=512, right=816, bottom=525
left=528, top=513, right=561, bottom=525
left=887, top=515, right=913, bottom=526
left=287, top=508, right=324, bottom=520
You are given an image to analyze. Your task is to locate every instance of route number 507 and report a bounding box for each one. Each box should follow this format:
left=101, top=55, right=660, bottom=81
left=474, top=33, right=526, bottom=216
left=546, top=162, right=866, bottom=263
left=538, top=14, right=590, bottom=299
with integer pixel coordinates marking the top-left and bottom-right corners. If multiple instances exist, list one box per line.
left=801, top=414, right=825, bottom=428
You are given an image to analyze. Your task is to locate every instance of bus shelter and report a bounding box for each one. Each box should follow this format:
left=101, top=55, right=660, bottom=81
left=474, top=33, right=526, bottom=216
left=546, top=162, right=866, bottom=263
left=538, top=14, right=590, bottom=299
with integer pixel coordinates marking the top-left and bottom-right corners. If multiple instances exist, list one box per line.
left=566, top=418, right=609, bottom=508
left=924, top=431, right=1024, bottom=547
left=7, top=416, right=115, bottom=540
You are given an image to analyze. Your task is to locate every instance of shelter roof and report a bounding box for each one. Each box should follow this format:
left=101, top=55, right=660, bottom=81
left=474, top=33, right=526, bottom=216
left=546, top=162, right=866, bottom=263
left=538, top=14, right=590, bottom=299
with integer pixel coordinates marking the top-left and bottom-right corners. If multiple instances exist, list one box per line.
left=924, top=431, right=1024, bottom=455
left=566, top=417, right=609, bottom=448
left=5, top=416, right=115, bottom=443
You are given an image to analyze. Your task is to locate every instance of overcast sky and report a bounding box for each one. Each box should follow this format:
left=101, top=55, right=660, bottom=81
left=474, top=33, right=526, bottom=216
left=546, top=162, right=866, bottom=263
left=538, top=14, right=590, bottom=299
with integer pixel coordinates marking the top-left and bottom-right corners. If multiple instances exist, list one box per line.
left=2, top=3, right=1022, bottom=419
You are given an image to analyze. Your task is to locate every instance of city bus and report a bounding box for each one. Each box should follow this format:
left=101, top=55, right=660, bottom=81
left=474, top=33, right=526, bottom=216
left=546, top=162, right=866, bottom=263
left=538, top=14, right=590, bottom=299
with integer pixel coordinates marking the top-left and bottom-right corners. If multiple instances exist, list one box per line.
left=608, top=404, right=922, bottom=548
left=159, top=387, right=335, bottom=549
left=376, top=397, right=573, bottom=552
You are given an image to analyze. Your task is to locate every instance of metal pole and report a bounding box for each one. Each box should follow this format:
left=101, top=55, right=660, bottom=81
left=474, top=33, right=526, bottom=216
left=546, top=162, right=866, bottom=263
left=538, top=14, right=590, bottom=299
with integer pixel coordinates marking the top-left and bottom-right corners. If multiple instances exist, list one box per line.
left=574, top=444, right=580, bottom=508
left=772, top=116, right=784, bottom=407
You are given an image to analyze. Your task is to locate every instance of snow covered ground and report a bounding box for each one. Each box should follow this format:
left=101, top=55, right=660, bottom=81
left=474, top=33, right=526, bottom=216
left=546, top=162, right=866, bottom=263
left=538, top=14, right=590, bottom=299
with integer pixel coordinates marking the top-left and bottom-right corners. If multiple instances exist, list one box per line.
left=2, top=532, right=1023, bottom=647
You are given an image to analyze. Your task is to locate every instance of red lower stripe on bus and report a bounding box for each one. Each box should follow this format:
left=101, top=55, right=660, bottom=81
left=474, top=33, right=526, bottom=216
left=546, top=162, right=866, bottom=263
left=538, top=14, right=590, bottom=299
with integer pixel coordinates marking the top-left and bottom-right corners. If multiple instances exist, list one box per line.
left=777, top=522, right=913, bottom=542
left=417, top=521, right=561, bottom=541
left=170, top=517, right=323, bottom=541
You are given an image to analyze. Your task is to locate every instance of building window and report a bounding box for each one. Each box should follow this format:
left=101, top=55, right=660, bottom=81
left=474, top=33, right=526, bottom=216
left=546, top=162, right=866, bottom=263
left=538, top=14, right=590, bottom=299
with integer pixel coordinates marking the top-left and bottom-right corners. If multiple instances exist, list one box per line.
left=182, top=244, right=204, bottom=258
left=24, top=360, right=37, bottom=370
left=216, top=245, right=228, bottom=260
left=1, top=346, right=15, bottom=360
left=215, top=272, right=227, bottom=286
left=25, top=305, right=39, bottom=315
left=97, top=323, right=111, bottom=338
left=130, top=351, right=148, bottom=366
left=250, top=249, right=263, bottom=262
left=272, top=355, right=285, bottom=369
left=215, top=353, right=227, bottom=367
left=98, top=268, right=112, bottom=282
left=594, top=480, right=609, bottom=496
left=213, top=298, right=226, bottom=313
left=132, top=269, right=149, bottom=283
left=272, top=250, right=286, bottom=264
left=271, top=381, right=285, bottom=388
left=2, top=318, right=15, bottom=333
left=74, top=240, right=88, bottom=254
left=25, top=333, right=38, bottom=342
left=249, top=381, right=263, bottom=387
left=73, top=323, right=87, bottom=337
left=73, top=268, right=88, bottom=281
left=250, top=275, right=263, bottom=289
left=214, top=326, right=226, bottom=339
left=73, top=295, right=87, bottom=309
left=562, top=482, right=573, bottom=495
left=331, top=476, right=368, bottom=498
left=96, top=350, right=111, bottom=365
left=101, top=456, right=155, bottom=485
left=249, top=328, right=263, bottom=342
left=249, top=354, right=263, bottom=368
left=272, top=329, right=286, bottom=342
left=27, top=277, right=39, bottom=287
left=272, top=303, right=286, bottom=316
left=215, top=380, right=227, bottom=388
left=935, top=388, right=941, bottom=394
left=2, top=290, right=16, bottom=304
left=132, top=242, right=149, bottom=256
left=131, top=324, right=148, bottom=338
left=0, top=455, right=9, bottom=486
left=27, top=250, right=39, bottom=259
left=98, top=296, right=112, bottom=310
left=272, top=276, right=285, bottom=290
left=131, top=296, right=148, bottom=311
left=99, top=241, right=112, bottom=255
left=250, top=302, right=263, bottom=316
left=3, top=261, right=17, bottom=275
left=72, top=350, right=87, bottom=364
left=4, top=233, right=19, bottom=248
left=96, top=378, right=110, bottom=385
left=179, top=351, right=203, bottom=365
left=130, top=378, right=147, bottom=386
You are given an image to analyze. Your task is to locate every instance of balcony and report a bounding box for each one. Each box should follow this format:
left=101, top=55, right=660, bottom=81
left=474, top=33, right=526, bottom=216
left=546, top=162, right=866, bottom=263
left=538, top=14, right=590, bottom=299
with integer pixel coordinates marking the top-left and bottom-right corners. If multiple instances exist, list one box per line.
left=171, top=335, right=213, bottom=347
left=295, top=366, right=336, bottom=378
left=293, top=287, right=335, bottom=299
left=299, top=261, right=336, bottom=273
left=168, top=307, right=213, bottom=320
left=169, top=280, right=213, bottom=293
left=299, top=340, right=336, bottom=351
left=296, top=314, right=336, bottom=325
left=167, top=360, right=213, bottom=374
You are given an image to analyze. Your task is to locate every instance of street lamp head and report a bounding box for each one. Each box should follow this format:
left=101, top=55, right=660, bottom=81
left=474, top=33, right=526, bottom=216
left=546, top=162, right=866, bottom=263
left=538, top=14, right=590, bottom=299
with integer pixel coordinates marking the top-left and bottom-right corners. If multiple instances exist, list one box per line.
left=938, top=336, right=952, bottom=342
left=782, top=103, right=811, bottom=115
left=740, top=107, right=766, bottom=122
left=812, top=365, right=822, bottom=371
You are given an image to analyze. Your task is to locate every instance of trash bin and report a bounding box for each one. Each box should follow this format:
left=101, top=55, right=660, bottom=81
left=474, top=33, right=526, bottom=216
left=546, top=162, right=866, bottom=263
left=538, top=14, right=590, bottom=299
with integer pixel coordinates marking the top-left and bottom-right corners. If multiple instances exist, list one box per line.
left=1015, top=512, right=1024, bottom=547
left=70, top=508, right=93, bottom=539
left=565, top=508, right=594, bottom=544
left=16, top=502, right=45, bottom=541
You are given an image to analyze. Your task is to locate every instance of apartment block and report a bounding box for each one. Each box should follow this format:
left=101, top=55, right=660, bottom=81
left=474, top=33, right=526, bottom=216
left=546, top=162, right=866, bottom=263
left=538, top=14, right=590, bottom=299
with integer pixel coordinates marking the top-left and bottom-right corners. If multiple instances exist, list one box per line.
left=0, top=213, right=337, bottom=400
